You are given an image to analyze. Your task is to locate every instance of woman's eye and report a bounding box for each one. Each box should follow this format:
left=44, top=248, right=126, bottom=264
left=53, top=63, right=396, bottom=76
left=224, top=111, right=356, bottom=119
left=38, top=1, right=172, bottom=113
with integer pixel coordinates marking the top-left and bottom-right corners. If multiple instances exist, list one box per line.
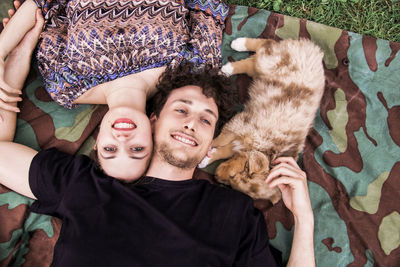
left=104, top=146, right=116, bottom=152
left=131, top=147, right=144, bottom=152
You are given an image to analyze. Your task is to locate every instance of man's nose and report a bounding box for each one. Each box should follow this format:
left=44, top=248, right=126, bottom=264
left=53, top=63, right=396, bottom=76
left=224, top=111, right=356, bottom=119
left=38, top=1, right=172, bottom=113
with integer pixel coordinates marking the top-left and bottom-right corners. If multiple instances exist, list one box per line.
left=184, top=117, right=196, bottom=132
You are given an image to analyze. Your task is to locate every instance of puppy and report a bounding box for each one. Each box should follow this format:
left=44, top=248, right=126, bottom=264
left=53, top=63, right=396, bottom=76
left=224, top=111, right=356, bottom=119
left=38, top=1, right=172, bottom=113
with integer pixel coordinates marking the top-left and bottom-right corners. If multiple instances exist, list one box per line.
left=200, top=38, right=325, bottom=204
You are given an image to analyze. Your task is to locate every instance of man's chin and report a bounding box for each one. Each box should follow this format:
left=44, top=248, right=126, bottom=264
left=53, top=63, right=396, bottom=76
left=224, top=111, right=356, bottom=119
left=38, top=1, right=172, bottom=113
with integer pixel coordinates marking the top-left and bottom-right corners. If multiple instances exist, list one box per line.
left=157, top=143, right=201, bottom=169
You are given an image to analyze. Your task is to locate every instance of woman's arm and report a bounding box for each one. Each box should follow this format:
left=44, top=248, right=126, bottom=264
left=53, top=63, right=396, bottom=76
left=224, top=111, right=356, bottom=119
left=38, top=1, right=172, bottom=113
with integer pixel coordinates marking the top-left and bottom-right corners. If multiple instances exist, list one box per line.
left=0, top=8, right=44, bottom=141
left=0, top=0, right=39, bottom=94
left=265, top=157, right=315, bottom=267
left=0, top=6, right=44, bottom=199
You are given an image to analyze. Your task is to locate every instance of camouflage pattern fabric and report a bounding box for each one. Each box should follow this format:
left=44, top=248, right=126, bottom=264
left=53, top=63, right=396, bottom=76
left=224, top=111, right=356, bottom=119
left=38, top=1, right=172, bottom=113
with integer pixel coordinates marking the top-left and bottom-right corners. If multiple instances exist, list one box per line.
left=1, top=4, right=400, bottom=267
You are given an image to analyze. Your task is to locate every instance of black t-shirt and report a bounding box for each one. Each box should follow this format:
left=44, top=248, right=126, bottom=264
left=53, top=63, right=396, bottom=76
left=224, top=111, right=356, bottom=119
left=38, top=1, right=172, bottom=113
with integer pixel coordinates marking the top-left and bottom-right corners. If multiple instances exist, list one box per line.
left=29, top=148, right=278, bottom=267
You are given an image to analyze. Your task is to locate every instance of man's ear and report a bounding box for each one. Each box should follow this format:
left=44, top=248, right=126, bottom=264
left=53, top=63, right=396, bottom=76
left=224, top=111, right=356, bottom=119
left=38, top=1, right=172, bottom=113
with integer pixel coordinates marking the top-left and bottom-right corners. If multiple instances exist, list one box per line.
left=93, top=144, right=97, bottom=150
left=149, top=112, right=158, bottom=133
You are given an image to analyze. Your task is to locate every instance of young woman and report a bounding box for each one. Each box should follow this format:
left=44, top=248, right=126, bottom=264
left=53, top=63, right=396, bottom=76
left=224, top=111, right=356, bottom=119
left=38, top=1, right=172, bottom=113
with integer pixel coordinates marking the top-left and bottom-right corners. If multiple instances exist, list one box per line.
left=0, top=0, right=228, bottom=180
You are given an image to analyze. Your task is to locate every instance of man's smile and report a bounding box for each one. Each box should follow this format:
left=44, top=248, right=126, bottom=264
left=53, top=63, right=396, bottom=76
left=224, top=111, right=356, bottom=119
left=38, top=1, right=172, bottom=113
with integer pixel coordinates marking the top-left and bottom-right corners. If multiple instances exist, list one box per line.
left=171, top=133, right=198, bottom=146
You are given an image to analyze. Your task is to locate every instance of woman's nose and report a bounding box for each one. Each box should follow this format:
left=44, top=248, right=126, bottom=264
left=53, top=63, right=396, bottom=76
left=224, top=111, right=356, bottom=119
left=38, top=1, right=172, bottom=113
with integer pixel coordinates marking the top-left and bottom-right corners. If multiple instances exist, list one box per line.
left=114, top=131, right=131, bottom=139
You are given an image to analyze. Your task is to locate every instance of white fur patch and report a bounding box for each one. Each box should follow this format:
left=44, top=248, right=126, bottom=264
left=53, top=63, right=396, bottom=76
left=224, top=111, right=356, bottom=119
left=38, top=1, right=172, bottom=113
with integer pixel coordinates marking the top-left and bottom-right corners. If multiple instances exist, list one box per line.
left=231, top=38, right=247, bottom=51
left=198, top=157, right=210, bottom=169
left=232, top=140, right=245, bottom=151
left=220, top=63, right=234, bottom=76
left=198, top=148, right=216, bottom=168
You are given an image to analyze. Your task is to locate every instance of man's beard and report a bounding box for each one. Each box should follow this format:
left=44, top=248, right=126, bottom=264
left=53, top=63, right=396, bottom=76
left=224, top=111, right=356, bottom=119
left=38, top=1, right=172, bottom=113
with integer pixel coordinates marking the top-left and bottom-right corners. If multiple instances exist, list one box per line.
left=156, top=142, right=202, bottom=169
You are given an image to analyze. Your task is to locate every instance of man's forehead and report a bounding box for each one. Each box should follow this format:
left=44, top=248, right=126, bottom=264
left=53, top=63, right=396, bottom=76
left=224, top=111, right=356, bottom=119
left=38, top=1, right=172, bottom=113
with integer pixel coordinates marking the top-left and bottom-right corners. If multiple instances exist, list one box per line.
left=167, top=85, right=218, bottom=115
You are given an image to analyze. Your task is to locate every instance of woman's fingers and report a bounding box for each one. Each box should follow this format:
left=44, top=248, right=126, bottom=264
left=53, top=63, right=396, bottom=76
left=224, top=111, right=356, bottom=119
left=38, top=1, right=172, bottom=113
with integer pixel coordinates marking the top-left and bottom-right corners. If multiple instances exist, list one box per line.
left=2, top=1, right=21, bottom=28
left=33, top=9, right=45, bottom=33
left=0, top=89, right=22, bottom=103
left=2, top=18, right=9, bottom=28
left=14, top=0, right=22, bottom=10
left=0, top=79, right=21, bottom=95
left=7, top=9, right=15, bottom=18
left=0, top=99, right=20, bottom=113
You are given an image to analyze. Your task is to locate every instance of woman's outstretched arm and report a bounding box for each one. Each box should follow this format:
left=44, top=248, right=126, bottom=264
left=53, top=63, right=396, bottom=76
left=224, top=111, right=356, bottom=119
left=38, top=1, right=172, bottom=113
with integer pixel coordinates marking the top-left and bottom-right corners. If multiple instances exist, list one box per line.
left=0, top=0, right=39, bottom=97
left=0, top=7, right=44, bottom=141
left=0, top=7, right=45, bottom=199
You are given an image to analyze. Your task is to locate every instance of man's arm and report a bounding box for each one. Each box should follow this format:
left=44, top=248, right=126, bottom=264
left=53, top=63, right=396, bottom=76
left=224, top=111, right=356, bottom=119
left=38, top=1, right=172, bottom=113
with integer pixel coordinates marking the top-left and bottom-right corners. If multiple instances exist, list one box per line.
left=0, top=0, right=38, bottom=94
left=0, top=8, right=44, bottom=141
left=0, top=141, right=37, bottom=199
left=266, top=157, right=315, bottom=267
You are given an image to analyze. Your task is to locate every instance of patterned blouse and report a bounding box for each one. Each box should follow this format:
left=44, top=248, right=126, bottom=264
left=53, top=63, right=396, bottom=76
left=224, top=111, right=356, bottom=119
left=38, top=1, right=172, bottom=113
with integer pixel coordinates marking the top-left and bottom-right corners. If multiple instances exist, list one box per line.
left=33, top=0, right=229, bottom=108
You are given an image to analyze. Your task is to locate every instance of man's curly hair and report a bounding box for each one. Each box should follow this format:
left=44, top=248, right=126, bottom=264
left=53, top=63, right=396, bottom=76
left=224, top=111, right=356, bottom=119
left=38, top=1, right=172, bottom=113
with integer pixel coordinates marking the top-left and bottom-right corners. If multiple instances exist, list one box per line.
left=147, top=63, right=236, bottom=136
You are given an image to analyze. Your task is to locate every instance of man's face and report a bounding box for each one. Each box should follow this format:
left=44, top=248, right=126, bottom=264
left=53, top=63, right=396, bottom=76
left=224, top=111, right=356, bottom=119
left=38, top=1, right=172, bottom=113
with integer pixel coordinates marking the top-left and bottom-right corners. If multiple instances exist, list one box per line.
left=151, top=85, right=218, bottom=169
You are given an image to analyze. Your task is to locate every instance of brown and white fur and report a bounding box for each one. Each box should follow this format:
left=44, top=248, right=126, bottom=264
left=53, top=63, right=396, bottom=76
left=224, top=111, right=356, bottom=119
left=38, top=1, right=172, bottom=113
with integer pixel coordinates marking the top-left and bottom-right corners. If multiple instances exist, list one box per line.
left=200, top=37, right=325, bottom=204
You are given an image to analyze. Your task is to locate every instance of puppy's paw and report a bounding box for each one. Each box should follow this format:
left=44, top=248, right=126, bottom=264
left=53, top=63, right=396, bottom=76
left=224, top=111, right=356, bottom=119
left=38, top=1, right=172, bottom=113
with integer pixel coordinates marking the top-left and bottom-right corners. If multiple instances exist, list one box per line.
left=198, top=148, right=216, bottom=168
left=198, top=156, right=210, bottom=169
left=220, top=63, right=234, bottom=76
left=231, top=38, right=248, bottom=52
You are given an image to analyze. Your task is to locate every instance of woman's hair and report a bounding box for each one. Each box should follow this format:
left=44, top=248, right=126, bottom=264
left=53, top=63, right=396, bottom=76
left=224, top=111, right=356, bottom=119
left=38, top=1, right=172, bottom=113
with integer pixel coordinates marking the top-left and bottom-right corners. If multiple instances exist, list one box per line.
left=90, top=149, right=103, bottom=172
left=148, top=62, right=236, bottom=135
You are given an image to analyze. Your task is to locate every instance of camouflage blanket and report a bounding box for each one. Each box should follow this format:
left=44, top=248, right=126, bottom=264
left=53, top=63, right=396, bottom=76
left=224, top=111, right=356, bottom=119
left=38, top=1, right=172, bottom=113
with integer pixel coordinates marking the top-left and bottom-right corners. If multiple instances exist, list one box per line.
left=1, top=4, right=399, bottom=267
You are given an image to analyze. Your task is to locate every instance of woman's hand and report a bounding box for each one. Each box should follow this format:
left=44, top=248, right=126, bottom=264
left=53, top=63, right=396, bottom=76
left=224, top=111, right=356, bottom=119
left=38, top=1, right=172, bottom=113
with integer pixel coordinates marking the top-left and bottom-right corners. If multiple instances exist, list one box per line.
left=2, top=1, right=22, bottom=28
left=0, top=7, right=44, bottom=113
left=265, top=157, right=313, bottom=222
left=0, top=1, right=24, bottom=110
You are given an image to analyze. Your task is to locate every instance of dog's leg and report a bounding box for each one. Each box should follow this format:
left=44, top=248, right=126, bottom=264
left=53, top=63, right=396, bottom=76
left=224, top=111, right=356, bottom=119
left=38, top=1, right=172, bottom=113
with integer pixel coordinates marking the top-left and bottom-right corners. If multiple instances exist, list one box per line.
left=231, top=37, right=276, bottom=52
left=209, top=131, right=237, bottom=162
left=198, top=131, right=237, bottom=168
left=198, top=143, right=236, bottom=168
left=221, top=57, right=256, bottom=77
left=210, top=143, right=236, bottom=162
left=212, top=130, right=236, bottom=147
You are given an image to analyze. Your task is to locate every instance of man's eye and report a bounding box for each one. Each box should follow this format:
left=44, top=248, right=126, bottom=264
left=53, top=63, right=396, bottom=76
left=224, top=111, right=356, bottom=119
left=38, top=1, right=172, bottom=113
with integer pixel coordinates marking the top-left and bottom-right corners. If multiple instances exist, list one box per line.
left=176, top=109, right=186, bottom=114
left=131, top=147, right=144, bottom=152
left=104, top=147, right=116, bottom=152
left=202, top=119, right=211, bottom=125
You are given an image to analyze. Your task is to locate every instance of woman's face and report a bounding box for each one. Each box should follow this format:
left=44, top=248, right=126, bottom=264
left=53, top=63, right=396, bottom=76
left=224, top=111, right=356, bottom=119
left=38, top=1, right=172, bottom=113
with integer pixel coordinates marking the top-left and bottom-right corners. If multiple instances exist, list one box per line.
left=95, top=106, right=153, bottom=182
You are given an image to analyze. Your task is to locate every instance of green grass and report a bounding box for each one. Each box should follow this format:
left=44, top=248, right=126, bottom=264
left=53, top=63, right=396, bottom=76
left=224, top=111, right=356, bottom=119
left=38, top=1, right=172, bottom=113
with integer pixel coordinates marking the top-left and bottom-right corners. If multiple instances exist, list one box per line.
left=1, top=0, right=399, bottom=42
left=225, top=0, right=400, bottom=42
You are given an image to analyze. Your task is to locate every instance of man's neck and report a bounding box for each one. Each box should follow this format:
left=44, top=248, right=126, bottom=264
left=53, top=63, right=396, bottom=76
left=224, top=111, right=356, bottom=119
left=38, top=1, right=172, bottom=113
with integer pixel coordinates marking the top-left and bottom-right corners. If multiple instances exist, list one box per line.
left=145, top=156, right=195, bottom=181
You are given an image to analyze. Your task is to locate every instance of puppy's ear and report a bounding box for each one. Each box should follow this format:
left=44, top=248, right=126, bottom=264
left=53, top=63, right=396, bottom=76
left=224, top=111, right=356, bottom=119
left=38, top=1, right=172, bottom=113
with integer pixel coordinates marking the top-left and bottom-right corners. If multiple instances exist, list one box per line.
left=248, top=151, right=269, bottom=174
left=229, top=152, right=248, bottom=175
left=216, top=152, right=248, bottom=181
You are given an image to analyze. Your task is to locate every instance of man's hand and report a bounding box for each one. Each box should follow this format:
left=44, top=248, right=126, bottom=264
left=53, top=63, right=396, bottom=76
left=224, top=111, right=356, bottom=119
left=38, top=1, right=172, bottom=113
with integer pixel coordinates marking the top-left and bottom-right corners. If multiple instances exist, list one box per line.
left=265, top=157, right=313, bottom=221
left=265, top=157, right=315, bottom=267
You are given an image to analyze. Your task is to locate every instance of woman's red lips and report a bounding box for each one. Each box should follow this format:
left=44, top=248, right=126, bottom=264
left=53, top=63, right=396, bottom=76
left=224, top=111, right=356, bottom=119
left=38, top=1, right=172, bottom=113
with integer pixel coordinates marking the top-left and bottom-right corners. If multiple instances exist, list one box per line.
left=112, top=118, right=136, bottom=131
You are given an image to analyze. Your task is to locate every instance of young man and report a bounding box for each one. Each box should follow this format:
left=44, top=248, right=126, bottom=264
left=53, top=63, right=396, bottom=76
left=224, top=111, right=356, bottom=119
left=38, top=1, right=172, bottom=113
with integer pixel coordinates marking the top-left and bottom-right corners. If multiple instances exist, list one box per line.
left=145, top=64, right=316, bottom=266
